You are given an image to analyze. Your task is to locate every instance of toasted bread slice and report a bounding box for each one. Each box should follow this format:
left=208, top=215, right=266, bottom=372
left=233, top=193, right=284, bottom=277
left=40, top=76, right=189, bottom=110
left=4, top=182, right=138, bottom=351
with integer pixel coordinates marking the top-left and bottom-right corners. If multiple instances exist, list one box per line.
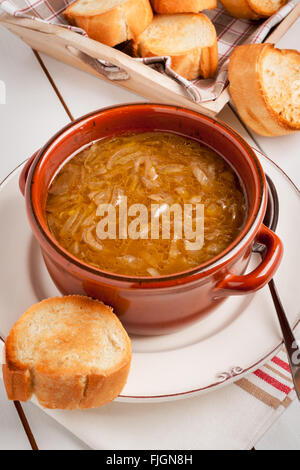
left=229, top=44, right=300, bottom=136
left=133, top=14, right=218, bottom=80
left=151, top=0, right=217, bottom=14
left=3, top=296, right=132, bottom=409
left=63, top=0, right=153, bottom=47
left=219, top=0, right=287, bottom=19
left=248, top=0, right=287, bottom=16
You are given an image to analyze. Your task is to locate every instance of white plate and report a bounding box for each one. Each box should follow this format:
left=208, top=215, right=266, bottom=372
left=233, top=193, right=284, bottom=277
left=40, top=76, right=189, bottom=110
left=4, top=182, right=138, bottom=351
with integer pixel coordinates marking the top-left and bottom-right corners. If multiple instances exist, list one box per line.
left=0, top=153, right=299, bottom=403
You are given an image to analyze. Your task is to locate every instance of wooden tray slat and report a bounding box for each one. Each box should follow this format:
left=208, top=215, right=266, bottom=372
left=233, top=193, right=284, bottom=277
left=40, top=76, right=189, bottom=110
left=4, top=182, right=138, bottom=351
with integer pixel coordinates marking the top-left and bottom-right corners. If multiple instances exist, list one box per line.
left=1, top=3, right=299, bottom=117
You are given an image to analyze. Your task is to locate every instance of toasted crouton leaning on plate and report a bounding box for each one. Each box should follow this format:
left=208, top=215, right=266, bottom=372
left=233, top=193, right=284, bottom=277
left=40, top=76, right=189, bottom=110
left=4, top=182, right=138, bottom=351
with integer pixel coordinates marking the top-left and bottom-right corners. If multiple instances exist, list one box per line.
left=2, top=296, right=132, bottom=409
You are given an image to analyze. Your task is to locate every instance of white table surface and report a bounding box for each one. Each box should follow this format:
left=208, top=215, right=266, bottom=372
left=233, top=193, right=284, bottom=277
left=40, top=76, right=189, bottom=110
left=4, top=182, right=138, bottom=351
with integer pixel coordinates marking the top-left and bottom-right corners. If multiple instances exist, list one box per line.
left=0, top=17, right=299, bottom=450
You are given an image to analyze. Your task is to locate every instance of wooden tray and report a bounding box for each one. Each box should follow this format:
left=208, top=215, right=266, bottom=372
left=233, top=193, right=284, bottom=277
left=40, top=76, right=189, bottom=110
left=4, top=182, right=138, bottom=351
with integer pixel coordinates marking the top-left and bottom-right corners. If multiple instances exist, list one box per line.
left=1, top=3, right=299, bottom=117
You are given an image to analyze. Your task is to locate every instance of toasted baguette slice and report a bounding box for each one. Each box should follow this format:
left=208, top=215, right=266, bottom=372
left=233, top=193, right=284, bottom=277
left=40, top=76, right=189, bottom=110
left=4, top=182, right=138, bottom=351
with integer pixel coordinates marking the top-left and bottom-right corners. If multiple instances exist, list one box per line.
left=229, top=44, right=300, bottom=137
left=3, top=296, right=132, bottom=410
left=219, top=0, right=287, bottom=19
left=63, top=0, right=153, bottom=47
left=151, top=0, right=217, bottom=14
left=133, top=14, right=218, bottom=80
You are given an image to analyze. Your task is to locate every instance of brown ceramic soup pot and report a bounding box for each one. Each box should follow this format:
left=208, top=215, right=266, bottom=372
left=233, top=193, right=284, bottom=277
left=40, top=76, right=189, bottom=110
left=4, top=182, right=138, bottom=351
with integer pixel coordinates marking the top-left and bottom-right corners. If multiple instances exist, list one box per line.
left=20, top=104, right=283, bottom=335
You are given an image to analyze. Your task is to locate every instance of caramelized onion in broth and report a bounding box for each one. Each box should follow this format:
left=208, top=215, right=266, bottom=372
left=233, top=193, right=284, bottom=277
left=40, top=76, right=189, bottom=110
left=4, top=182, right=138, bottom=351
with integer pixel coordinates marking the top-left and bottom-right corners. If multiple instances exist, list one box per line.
left=46, top=133, right=247, bottom=277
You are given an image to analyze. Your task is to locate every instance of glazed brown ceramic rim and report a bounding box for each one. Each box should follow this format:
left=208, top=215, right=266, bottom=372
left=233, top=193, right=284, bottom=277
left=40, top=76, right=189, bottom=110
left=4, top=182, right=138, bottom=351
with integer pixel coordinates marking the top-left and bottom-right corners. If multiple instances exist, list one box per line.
left=27, top=103, right=266, bottom=284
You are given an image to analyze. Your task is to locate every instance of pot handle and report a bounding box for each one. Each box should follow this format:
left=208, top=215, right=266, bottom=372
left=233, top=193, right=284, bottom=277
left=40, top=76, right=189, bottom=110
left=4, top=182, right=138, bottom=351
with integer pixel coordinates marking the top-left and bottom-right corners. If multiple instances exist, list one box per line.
left=214, top=225, right=283, bottom=297
left=19, top=151, right=39, bottom=196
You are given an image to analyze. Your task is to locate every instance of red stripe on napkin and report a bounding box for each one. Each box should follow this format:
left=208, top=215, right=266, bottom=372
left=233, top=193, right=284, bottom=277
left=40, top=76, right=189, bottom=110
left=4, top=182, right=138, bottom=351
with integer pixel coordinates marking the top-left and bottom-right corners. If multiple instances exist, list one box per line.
left=254, top=369, right=292, bottom=395
left=272, top=356, right=291, bottom=372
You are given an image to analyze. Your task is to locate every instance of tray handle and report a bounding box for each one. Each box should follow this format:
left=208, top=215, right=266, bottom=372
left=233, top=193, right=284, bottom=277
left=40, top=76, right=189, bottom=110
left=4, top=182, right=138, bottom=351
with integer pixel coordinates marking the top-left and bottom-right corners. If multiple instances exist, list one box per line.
left=66, top=45, right=130, bottom=81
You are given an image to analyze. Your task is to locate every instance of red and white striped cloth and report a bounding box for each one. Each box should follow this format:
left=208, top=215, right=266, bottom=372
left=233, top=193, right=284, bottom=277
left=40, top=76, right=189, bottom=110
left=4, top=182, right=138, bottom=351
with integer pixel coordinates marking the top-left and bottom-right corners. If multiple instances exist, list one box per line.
left=0, top=0, right=299, bottom=103
left=236, top=348, right=295, bottom=412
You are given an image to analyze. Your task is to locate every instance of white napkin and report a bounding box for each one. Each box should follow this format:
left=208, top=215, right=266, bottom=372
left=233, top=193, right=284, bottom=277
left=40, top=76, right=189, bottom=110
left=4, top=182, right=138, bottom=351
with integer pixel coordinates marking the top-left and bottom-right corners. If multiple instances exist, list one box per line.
left=29, top=375, right=296, bottom=450
left=1, top=325, right=297, bottom=450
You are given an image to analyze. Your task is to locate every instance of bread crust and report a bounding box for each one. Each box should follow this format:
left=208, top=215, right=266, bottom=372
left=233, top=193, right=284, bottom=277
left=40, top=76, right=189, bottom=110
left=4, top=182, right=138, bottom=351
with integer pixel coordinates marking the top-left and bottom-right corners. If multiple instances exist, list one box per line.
left=2, top=361, right=33, bottom=402
left=3, top=296, right=132, bottom=409
left=220, top=0, right=287, bottom=19
left=219, top=0, right=260, bottom=19
left=133, top=14, right=218, bottom=80
left=151, top=0, right=217, bottom=14
left=63, top=0, right=153, bottom=47
left=248, top=0, right=288, bottom=17
left=229, top=43, right=300, bottom=136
